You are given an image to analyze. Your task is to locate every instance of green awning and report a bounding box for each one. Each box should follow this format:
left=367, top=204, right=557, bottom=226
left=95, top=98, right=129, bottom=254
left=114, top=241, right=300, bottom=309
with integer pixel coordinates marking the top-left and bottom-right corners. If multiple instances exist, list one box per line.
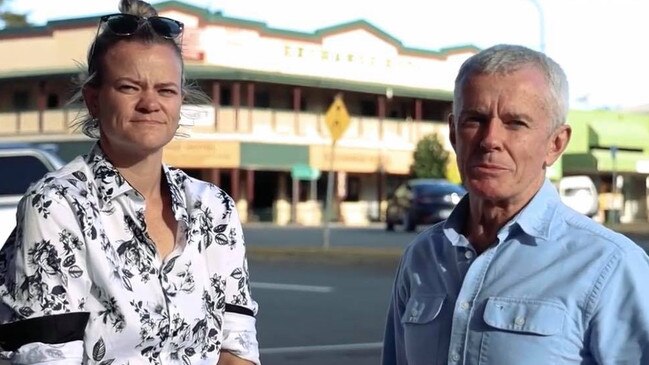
left=240, top=142, right=309, bottom=170
left=563, top=149, right=649, bottom=174
left=588, top=119, right=649, bottom=150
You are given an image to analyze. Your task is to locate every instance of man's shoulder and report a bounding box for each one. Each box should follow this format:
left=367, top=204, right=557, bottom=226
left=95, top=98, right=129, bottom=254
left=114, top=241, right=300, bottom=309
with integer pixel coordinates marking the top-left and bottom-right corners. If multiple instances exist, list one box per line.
left=555, top=204, right=641, bottom=255
left=402, top=222, right=448, bottom=259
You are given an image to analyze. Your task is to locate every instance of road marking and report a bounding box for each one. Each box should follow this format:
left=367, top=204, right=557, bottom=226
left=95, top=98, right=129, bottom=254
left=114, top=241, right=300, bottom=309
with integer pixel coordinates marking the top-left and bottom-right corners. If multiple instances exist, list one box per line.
left=251, top=282, right=333, bottom=293
left=261, top=342, right=383, bottom=354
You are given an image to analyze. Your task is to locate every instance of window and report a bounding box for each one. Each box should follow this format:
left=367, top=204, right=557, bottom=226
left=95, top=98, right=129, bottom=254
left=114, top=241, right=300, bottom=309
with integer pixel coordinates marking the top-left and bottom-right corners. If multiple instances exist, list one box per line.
left=254, top=91, right=270, bottom=108
left=12, top=91, right=30, bottom=111
left=0, top=155, right=50, bottom=195
left=360, top=100, right=376, bottom=116
left=343, top=176, right=361, bottom=201
left=47, top=94, right=59, bottom=109
left=220, top=88, right=232, bottom=106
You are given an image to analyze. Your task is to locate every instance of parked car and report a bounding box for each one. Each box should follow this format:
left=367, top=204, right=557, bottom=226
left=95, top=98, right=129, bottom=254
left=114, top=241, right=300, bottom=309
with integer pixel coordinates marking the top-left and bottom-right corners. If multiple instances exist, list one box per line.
left=386, top=178, right=466, bottom=232
left=0, top=144, right=64, bottom=244
left=558, top=175, right=599, bottom=217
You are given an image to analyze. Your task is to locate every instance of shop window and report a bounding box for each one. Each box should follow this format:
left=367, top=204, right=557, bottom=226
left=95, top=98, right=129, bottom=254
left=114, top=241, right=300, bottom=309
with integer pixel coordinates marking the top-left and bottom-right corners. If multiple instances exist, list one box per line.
left=343, top=176, right=361, bottom=202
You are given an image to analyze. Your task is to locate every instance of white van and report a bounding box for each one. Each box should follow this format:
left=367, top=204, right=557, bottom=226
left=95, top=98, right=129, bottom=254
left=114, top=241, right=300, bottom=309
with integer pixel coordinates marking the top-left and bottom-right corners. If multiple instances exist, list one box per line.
left=558, top=175, right=599, bottom=217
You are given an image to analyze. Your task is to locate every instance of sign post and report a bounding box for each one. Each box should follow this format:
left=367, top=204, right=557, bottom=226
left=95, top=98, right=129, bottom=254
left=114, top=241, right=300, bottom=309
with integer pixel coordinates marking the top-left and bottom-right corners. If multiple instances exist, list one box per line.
left=610, top=145, right=619, bottom=224
left=323, top=94, right=350, bottom=249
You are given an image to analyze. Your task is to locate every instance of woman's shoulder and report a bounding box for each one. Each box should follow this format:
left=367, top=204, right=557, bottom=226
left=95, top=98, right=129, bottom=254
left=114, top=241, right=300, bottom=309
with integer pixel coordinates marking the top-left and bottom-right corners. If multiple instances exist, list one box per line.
left=26, top=156, right=93, bottom=198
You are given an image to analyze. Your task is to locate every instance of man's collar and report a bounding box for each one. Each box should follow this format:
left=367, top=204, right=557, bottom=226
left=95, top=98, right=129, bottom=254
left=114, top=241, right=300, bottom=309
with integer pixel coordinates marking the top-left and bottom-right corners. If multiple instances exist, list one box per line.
left=443, top=179, right=560, bottom=245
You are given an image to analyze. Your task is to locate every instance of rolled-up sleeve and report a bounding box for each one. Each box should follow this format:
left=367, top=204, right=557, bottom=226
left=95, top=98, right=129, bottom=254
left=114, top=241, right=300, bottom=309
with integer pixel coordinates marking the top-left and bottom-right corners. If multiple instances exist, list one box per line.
left=221, top=205, right=259, bottom=365
left=0, top=184, right=91, bottom=363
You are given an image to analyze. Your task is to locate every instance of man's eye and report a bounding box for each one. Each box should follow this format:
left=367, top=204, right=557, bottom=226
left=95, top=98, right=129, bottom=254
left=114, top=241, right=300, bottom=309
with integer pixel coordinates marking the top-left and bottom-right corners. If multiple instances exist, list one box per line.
left=508, top=120, right=528, bottom=128
left=160, top=89, right=178, bottom=96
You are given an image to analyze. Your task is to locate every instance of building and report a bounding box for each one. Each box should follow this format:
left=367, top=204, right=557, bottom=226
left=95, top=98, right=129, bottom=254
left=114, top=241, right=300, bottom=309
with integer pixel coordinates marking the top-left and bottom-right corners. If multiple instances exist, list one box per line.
left=563, top=110, right=649, bottom=223
left=5, top=1, right=648, bottom=225
left=0, top=1, right=478, bottom=225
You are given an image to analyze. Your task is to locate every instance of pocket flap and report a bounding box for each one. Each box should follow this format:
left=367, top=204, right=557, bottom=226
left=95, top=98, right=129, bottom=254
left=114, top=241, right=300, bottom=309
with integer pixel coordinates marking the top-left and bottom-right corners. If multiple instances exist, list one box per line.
left=483, top=297, right=565, bottom=335
left=401, top=294, right=445, bottom=324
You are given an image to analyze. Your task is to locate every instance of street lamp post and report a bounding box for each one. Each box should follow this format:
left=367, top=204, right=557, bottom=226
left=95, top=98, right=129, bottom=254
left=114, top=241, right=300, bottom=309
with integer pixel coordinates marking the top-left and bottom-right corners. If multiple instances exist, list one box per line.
left=528, top=0, right=546, bottom=53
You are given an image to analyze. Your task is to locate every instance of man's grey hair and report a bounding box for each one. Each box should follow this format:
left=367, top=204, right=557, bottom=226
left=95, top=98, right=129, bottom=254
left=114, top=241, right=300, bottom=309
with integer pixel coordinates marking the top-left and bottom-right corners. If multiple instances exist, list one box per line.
left=452, top=44, right=569, bottom=130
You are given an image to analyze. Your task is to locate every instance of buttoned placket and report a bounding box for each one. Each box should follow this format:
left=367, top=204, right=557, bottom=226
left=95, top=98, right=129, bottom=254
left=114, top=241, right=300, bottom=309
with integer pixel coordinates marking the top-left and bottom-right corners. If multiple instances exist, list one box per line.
left=447, top=244, right=496, bottom=365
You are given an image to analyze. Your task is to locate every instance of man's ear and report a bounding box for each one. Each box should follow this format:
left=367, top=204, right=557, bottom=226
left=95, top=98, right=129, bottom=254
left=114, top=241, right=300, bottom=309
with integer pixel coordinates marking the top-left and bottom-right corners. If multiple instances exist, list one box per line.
left=545, top=124, right=571, bottom=166
left=82, top=86, right=99, bottom=118
left=448, top=113, right=456, bottom=149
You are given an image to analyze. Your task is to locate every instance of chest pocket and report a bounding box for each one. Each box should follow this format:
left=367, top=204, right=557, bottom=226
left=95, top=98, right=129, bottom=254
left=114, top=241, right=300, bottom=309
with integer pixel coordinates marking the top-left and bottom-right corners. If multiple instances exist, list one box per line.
left=483, top=296, right=565, bottom=335
left=401, top=294, right=445, bottom=325
left=480, top=297, right=566, bottom=365
left=401, top=295, right=446, bottom=365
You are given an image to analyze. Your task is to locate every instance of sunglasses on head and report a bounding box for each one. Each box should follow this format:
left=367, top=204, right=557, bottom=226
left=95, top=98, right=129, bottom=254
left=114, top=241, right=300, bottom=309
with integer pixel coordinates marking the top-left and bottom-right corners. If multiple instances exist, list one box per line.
left=98, top=13, right=184, bottom=39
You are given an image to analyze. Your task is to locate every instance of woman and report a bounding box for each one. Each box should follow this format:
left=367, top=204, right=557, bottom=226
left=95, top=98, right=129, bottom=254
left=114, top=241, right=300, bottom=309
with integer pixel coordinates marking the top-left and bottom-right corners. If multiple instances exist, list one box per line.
left=0, top=1, right=259, bottom=364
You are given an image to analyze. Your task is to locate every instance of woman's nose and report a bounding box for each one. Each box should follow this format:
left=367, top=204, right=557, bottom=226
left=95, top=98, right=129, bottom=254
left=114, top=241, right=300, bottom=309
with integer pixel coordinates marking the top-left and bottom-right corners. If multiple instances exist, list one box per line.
left=136, top=90, right=161, bottom=112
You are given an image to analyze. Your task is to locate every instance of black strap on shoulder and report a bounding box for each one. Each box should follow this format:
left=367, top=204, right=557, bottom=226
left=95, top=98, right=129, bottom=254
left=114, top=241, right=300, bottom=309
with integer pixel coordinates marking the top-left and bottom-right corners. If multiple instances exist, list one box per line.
left=0, top=312, right=89, bottom=351
left=225, top=304, right=255, bottom=317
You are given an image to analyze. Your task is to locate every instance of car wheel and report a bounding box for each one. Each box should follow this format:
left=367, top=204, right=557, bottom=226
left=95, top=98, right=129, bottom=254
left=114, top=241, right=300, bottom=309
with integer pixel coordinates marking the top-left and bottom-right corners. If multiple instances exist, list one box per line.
left=403, top=212, right=416, bottom=232
left=386, top=220, right=395, bottom=231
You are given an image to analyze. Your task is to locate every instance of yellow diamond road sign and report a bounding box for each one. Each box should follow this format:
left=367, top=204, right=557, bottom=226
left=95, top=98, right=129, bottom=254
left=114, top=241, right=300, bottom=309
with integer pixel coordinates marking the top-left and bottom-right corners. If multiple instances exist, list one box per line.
left=325, top=95, right=350, bottom=142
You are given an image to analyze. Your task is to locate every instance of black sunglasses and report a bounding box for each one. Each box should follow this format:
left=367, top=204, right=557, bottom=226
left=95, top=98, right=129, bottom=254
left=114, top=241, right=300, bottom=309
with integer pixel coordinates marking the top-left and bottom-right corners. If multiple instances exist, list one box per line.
left=98, top=13, right=184, bottom=39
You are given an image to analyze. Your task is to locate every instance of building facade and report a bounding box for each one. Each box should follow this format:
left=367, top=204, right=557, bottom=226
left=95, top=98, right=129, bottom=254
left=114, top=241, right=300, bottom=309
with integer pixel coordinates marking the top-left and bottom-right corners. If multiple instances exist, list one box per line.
left=0, top=1, right=479, bottom=225
left=3, top=1, right=649, bottom=225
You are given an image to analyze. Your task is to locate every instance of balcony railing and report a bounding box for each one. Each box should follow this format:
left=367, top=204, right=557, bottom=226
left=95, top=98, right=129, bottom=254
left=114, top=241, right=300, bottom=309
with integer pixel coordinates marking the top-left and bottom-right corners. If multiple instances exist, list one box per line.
left=0, top=106, right=449, bottom=147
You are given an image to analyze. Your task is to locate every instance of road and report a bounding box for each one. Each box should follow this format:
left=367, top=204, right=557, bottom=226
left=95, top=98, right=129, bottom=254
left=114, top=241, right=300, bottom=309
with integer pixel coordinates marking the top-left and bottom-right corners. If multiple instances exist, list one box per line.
left=243, top=223, right=419, bottom=249
left=251, top=257, right=396, bottom=365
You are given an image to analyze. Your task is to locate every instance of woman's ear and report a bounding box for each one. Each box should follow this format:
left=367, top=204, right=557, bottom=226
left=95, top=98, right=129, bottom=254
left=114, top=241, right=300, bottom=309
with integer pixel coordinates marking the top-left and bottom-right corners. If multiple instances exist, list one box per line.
left=82, top=86, right=99, bottom=118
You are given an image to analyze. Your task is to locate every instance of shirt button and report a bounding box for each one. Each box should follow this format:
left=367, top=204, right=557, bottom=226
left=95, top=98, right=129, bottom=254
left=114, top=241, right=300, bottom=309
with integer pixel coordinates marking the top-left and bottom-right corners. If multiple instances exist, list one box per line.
left=515, top=316, right=525, bottom=326
left=451, top=352, right=461, bottom=362
left=460, top=301, right=470, bottom=310
left=464, top=250, right=474, bottom=259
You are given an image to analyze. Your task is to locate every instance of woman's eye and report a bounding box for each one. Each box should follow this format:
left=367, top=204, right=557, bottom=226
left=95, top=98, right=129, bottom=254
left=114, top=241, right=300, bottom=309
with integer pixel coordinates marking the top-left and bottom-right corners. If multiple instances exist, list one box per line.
left=118, top=84, right=137, bottom=92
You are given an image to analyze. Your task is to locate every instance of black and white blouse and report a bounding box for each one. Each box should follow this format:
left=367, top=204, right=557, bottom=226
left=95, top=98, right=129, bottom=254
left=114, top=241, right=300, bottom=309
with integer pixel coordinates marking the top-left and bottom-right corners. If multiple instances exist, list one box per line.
left=0, top=144, right=259, bottom=364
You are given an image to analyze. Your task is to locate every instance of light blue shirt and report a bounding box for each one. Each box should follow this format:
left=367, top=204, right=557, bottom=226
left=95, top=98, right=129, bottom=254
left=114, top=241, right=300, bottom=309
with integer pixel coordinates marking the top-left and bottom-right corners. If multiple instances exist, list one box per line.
left=382, top=179, right=649, bottom=365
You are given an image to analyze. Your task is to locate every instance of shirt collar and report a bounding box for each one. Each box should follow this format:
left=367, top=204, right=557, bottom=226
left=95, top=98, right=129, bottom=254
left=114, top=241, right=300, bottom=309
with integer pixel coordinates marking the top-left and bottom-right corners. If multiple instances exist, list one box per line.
left=85, top=143, right=134, bottom=207
left=511, top=179, right=560, bottom=240
left=84, top=143, right=189, bottom=223
left=443, top=179, right=560, bottom=245
left=164, top=165, right=189, bottom=223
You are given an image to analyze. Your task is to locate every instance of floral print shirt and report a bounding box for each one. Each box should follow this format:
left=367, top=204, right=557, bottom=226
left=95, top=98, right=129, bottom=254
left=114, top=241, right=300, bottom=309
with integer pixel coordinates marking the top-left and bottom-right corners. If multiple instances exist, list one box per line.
left=0, top=143, right=259, bottom=365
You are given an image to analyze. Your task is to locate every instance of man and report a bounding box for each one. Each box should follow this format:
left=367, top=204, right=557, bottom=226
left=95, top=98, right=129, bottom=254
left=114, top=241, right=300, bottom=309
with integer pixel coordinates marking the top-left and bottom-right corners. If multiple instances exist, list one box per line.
left=382, top=44, right=649, bottom=365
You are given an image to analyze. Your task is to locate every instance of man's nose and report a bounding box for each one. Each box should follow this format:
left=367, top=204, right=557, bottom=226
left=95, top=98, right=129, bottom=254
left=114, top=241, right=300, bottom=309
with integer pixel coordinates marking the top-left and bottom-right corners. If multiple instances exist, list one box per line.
left=479, top=118, right=504, bottom=150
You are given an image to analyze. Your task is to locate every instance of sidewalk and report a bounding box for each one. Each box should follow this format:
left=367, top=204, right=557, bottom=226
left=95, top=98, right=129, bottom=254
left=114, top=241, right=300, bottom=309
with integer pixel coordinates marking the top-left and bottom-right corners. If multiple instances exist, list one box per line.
left=244, top=221, right=649, bottom=263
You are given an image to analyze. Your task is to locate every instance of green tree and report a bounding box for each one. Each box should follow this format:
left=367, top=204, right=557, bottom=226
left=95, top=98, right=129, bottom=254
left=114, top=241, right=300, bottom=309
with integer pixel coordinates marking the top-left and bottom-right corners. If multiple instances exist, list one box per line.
left=0, top=0, right=28, bottom=29
left=410, top=132, right=449, bottom=178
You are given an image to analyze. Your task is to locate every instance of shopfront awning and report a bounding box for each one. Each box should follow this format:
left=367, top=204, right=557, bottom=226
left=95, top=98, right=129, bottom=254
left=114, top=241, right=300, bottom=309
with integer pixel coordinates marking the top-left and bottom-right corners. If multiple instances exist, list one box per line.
left=563, top=149, right=649, bottom=174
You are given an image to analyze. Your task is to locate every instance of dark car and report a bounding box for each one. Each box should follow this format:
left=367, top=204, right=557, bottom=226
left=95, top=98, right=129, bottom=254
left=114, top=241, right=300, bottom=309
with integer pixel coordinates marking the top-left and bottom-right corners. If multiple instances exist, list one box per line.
left=385, top=179, right=466, bottom=232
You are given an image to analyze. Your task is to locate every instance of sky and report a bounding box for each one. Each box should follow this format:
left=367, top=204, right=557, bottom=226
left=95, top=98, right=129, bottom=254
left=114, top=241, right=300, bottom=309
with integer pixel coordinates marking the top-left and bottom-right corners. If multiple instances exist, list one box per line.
left=6, top=0, right=649, bottom=110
